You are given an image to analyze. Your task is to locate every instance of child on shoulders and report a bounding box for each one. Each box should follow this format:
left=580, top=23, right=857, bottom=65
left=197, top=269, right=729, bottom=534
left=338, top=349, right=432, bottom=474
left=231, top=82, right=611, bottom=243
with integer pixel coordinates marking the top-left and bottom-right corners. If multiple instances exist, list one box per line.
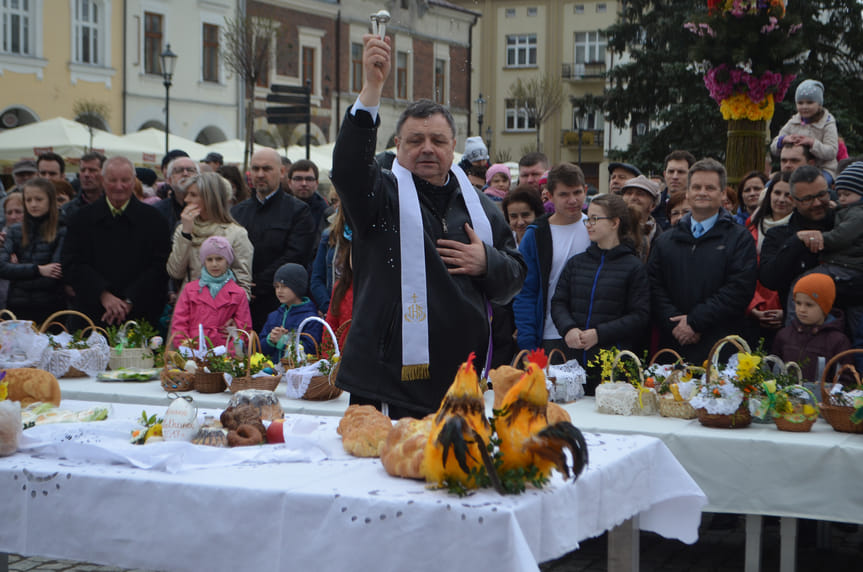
left=770, top=79, right=839, bottom=177
left=171, top=236, right=251, bottom=347
left=261, top=263, right=322, bottom=360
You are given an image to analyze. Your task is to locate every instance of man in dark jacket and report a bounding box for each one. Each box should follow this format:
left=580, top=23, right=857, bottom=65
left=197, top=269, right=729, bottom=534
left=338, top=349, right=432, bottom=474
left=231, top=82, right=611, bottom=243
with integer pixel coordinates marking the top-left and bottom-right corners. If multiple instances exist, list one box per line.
left=154, top=155, right=200, bottom=237
left=62, top=156, right=170, bottom=327
left=330, top=34, right=525, bottom=418
left=231, top=147, right=316, bottom=330
left=648, top=158, right=757, bottom=364
left=759, top=165, right=834, bottom=310
left=60, top=151, right=105, bottom=222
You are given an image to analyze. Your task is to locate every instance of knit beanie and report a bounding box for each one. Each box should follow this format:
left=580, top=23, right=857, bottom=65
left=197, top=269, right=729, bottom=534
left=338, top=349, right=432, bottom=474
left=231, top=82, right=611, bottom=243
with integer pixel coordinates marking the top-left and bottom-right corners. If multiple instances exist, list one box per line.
left=274, top=263, right=308, bottom=297
left=835, top=161, right=863, bottom=197
left=795, top=79, right=824, bottom=105
left=793, top=273, right=835, bottom=317
left=485, top=163, right=511, bottom=185
left=199, top=235, right=234, bottom=266
left=463, top=136, right=489, bottom=163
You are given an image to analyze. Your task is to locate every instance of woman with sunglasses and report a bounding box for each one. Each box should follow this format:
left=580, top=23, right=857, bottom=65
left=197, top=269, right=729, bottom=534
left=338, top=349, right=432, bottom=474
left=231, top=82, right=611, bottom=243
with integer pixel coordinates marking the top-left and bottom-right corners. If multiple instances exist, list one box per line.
left=550, top=194, right=650, bottom=394
left=166, top=172, right=254, bottom=298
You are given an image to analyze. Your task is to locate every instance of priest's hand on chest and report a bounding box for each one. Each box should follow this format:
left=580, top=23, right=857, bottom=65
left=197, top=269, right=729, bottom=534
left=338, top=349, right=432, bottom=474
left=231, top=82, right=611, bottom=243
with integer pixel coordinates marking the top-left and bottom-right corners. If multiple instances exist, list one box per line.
left=436, top=223, right=487, bottom=277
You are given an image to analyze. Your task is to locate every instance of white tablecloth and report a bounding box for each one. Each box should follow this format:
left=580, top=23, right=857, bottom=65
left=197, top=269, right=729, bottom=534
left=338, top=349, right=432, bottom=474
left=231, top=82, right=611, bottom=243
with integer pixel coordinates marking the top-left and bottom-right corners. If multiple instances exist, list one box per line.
left=564, top=398, right=863, bottom=523
left=0, top=401, right=706, bottom=572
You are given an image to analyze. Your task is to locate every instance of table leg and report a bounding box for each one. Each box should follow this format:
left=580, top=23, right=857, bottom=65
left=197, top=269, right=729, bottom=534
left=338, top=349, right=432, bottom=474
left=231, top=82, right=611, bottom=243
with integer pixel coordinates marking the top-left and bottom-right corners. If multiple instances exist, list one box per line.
left=0, top=551, right=7, bottom=572
left=779, top=517, right=797, bottom=572
left=744, top=514, right=762, bottom=572
left=607, top=515, right=639, bottom=572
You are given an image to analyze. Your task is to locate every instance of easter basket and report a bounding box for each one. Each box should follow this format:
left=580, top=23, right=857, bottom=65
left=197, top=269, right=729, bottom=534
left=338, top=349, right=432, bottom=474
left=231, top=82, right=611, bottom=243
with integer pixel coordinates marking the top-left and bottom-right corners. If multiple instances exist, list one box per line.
left=283, top=316, right=342, bottom=401
left=159, top=333, right=195, bottom=392
left=511, top=347, right=586, bottom=403
left=38, top=311, right=110, bottom=378
left=106, top=320, right=156, bottom=370
left=226, top=330, right=281, bottom=393
left=0, top=310, right=47, bottom=370
left=818, top=349, right=863, bottom=434
left=595, top=349, right=658, bottom=416
left=691, top=335, right=753, bottom=429
left=649, top=348, right=698, bottom=420
left=772, top=382, right=819, bottom=433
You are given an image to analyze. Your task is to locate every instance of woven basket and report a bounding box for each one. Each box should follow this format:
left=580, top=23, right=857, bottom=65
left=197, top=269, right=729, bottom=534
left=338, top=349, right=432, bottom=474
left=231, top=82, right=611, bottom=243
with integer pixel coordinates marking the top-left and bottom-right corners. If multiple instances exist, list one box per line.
left=108, top=321, right=154, bottom=370
left=596, top=350, right=658, bottom=416
left=160, top=333, right=194, bottom=392
left=39, top=310, right=108, bottom=378
left=284, top=316, right=343, bottom=401
left=228, top=330, right=281, bottom=393
left=194, top=371, right=227, bottom=393
left=696, top=402, right=752, bottom=428
left=774, top=413, right=816, bottom=432
left=659, top=395, right=697, bottom=419
left=819, top=350, right=863, bottom=434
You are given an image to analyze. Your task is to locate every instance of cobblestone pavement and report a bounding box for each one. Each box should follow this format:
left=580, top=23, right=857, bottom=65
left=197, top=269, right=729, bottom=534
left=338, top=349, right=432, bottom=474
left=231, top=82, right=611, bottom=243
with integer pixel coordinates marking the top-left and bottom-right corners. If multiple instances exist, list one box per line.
left=6, top=515, right=861, bottom=571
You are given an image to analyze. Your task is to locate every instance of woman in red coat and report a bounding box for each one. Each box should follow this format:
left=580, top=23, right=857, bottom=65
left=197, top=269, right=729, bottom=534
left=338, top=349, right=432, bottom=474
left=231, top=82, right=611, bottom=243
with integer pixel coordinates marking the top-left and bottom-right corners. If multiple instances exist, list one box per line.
left=171, top=236, right=251, bottom=347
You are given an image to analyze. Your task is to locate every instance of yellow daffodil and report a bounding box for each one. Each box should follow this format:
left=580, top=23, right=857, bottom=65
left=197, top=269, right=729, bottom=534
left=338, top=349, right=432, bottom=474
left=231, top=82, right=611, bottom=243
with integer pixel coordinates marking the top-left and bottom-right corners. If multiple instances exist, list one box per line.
left=763, top=379, right=776, bottom=394
left=0, top=380, right=7, bottom=401
left=802, top=404, right=817, bottom=417
left=735, top=353, right=761, bottom=380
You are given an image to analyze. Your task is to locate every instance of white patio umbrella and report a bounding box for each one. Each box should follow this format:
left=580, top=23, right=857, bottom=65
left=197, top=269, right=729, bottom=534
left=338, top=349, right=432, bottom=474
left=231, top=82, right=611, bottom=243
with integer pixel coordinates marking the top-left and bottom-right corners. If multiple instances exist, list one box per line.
left=0, top=117, right=162, bottom=168
left=120, top=128, right=212, bottom=164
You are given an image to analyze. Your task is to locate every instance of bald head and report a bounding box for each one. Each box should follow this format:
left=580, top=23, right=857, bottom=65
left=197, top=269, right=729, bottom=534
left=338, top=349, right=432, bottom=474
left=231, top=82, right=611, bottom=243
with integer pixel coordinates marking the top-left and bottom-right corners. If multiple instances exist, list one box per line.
left=250, top=148, right=284, bottom=198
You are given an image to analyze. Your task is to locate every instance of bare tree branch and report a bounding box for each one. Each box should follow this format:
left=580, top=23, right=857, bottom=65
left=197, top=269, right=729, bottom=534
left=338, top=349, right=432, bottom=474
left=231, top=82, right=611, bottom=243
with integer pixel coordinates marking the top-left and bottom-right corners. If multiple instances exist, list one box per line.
left=507, top=74, right=564, bottom=153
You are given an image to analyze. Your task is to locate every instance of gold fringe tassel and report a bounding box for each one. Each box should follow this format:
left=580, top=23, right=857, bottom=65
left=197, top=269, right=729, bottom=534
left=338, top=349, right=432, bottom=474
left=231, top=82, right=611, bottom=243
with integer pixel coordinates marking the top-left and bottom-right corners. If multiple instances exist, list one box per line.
left=401, top=364, right=430, bottom=381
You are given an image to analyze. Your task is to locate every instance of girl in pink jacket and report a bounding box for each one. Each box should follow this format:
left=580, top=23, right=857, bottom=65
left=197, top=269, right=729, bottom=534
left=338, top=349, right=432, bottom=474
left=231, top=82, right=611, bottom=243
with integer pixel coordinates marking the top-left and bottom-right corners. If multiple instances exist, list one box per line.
left=171, top=236, right=251, bottom=347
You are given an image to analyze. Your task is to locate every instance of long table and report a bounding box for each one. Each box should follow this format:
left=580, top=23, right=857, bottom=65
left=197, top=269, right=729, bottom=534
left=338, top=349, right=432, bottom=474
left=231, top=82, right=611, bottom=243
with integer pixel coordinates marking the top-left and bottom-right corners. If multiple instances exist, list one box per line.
left=0, top=401, right=706, bottom=572
left=562, top=398, right=863, bottom=572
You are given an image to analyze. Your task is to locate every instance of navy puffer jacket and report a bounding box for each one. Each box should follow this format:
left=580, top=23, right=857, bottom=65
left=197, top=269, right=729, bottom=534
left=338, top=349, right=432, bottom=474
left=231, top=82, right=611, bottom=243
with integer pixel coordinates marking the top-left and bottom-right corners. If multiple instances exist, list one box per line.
left=550, top=241, right=650, bottom=392
left=0, top=216, right=66, bottom=318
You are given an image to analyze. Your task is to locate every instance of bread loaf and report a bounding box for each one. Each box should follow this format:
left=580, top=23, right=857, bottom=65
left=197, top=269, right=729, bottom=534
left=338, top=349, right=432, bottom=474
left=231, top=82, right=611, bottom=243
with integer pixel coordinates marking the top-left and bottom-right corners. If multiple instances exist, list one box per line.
left=337, top=405, right=392, bottom=457
left=380, top=415, right=433, bottom=479
left=489, top=365, right=523, bottom=409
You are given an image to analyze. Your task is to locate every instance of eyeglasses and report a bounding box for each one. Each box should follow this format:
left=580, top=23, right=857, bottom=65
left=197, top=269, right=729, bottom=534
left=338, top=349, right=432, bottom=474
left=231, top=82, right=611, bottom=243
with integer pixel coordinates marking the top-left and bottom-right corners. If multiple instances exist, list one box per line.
left=792, top=190, right=829, bottom=205
left=583, top=216, right=611, bottom=226
left=291, top=176, right=317, bottom=183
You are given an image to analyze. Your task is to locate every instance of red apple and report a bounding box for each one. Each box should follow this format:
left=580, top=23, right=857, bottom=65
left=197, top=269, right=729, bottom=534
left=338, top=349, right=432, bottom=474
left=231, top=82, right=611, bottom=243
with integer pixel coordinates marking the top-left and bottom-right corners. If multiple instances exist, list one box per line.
left=266, top=419, right=286, bottom=444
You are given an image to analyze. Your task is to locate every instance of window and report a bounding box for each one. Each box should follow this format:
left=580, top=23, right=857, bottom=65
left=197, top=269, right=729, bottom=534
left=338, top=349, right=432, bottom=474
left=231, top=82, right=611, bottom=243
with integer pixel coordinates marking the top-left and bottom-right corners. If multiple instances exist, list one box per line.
left=255, top=34, right=270, bottom=88
left=202, top=23, right=219, bottom=82
left=505, top=8, right=515, bottom=18
left=574, top=30, right=606, bottom=74
left=73, top=0, right=100, bottom=64
left=434, top=58, right=446, bottom=104
left=575, top=110, right=604, bottom=131
left=302, top=46, right=314, bottom=93
left=527, top=7, right=537, bottom=16
left=506, top=35, right=536, bottom=67
left=396, top=50, right=408, bottom=100
left=596, top=3, right=607, bottom=12
left=575, top=4, right=585, bottom=14
left=144, top=11, right=162, bottom=74
left=350, top=42, right=362, bottom=92
left=1, top=0, right=33, bottom=55
left=505, top=98, right=535, bottom=131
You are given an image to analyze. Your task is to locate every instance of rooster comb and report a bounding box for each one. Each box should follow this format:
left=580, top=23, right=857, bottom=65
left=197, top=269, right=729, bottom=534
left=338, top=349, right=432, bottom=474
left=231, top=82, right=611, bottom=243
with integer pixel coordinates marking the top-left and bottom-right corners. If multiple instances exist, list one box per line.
left=526, top=348, right=548, bottom=370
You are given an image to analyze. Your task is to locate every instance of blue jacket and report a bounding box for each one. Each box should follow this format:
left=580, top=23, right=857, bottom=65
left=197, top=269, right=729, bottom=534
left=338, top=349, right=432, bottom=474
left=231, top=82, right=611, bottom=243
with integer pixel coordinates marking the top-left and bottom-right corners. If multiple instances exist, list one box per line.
left=260, top=297, right=322, bottom=360
left=513, top=216, right=553, bottom=350
left=309, top=229, right=334, bottom=313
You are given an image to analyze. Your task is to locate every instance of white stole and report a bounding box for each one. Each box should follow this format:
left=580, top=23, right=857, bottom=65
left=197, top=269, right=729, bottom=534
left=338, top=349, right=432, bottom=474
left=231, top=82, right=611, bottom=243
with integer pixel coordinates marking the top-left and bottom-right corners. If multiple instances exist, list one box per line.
left=391, top=159, right=493, bottom=380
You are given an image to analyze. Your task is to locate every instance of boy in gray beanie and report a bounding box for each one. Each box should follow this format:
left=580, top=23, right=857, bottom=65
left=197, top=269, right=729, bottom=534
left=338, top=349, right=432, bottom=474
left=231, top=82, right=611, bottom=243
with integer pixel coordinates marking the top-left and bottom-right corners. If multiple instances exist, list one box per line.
left=770, top=78, right=839, bottom=177
left=260, top=263, right=322, bottom=359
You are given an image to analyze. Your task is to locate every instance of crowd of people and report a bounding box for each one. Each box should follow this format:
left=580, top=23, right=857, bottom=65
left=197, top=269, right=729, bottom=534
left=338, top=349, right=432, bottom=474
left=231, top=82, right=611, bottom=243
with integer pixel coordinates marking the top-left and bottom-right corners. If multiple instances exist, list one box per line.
left=1, top=38, right=861, bottom=420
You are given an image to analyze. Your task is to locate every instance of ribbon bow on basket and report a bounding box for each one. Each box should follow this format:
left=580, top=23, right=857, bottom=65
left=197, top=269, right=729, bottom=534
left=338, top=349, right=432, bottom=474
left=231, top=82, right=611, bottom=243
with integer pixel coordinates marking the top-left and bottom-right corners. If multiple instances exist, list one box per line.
left=283, top=316, right=343, bottom=401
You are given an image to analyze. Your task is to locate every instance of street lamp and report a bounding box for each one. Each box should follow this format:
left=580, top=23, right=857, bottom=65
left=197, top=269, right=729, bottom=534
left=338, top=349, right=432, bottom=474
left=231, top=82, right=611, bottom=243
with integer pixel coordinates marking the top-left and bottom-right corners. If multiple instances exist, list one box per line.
left=160, top=43, right=178, bottom=157
left=575, top=113, right=583, bottom=166
left=474, top=93, right=486, bottom=138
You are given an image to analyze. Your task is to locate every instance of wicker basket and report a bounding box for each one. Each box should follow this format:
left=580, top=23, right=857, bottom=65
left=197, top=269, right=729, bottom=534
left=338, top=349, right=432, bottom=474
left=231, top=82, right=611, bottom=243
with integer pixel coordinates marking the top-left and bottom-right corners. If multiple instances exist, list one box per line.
left=595, top=350, right=658, bottom=416
left=108, top=321, right=154, bottom=370
left=696, top=402, right=752, bottom=428
left=819, top=350, right=863, bottom=434
left=774, top=412, right=816, bottom=432
left=39, top=310, right=108, bottom=378
left=160, top=333, right=195, bottom=392
left=194, top=371, right=227, bottom=393
left=284, top=316, right=343, bottom=401
left=659, top=395, right=697, bottom=419
left=228, top=330, right=281, bottom=393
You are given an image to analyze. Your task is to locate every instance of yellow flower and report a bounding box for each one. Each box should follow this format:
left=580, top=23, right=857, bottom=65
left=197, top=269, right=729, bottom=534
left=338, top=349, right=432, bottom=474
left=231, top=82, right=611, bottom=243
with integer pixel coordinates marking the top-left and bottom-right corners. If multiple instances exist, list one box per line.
left=802, top=404, right=816, bottom=417
left=735, top=353, right=761, bottom=380
left=145, top=423, right=162, bottom=441
left=0, top=380, right=7, bottom=401
left=763, top=380, right=776, bottom=394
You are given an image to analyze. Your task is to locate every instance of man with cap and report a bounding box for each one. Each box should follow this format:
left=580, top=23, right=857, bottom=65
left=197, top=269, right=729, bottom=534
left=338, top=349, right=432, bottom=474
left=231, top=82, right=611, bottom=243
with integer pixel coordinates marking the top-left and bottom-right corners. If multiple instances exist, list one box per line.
left=201, top=152, right=224, bottom=170
left=608, top=161, right=641, bottom=195
left=260, top=262, right=321, bottom=360
left=648, top=158, right=756, bottom=364
left=61, top=151, right=106, bottom=221
left=459, top=136, right=490, bottom=190
left=330, top=33, right=525, bottom=419
left=11, top=160, right=38, bottom=189
left=621, top=174, right=662, bottom=261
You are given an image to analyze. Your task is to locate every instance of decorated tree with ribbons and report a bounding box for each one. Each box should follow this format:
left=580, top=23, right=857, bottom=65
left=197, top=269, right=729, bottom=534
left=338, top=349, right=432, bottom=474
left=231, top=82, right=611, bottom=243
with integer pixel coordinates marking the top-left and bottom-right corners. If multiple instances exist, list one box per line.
left=685, top=0, right=804, bottom=184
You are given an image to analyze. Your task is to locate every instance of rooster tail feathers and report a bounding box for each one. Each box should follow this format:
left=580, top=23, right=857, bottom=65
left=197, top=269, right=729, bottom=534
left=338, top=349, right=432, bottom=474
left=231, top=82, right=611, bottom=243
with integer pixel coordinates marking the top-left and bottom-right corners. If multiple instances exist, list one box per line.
left=530, top=422, right=590, bottom=481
